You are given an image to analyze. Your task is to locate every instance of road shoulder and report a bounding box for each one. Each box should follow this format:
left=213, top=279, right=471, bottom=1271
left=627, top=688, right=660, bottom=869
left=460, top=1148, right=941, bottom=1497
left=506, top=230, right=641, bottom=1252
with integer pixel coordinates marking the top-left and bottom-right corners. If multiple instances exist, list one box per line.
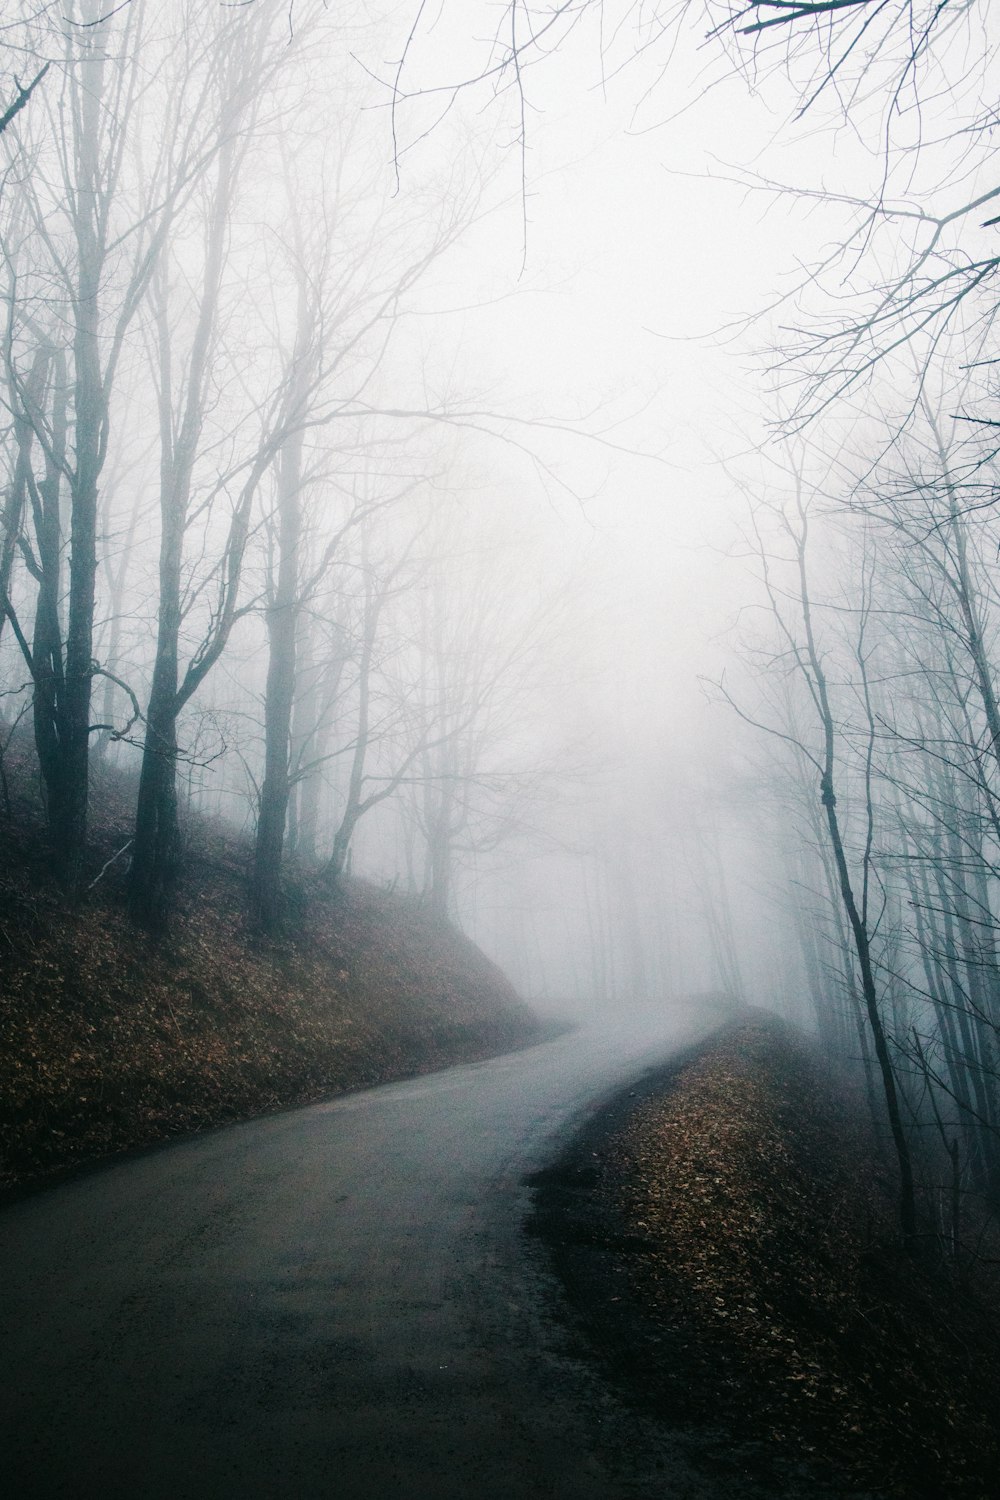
left=526, top=1013, right=1000, bottom=1499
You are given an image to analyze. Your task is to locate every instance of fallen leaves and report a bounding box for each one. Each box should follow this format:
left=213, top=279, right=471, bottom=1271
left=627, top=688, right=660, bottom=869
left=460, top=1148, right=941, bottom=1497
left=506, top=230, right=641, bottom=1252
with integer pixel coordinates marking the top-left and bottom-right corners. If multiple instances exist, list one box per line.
left=0, top=798, right=541, bottom=1192
left=601, top=1017, right=1000, bottom=1499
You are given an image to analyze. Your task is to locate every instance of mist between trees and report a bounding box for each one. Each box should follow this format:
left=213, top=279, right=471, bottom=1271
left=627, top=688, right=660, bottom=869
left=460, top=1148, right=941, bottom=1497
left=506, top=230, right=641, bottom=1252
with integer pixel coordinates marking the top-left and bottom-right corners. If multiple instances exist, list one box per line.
left=0, top=0, right=750, bottom=1024
left=5, top=0, right=1000, bottom=1249
left=0, top=4, right=555, bottom=918
left=388, top=0, right=1000, bottom=1245
left=675, top=1, right=1000, bottom=1246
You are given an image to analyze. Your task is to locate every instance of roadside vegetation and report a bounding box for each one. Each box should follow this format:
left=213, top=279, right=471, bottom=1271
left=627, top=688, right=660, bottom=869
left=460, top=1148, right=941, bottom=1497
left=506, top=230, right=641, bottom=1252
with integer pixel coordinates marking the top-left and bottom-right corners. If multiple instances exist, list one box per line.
left=0, top=745, right=542, bottom=1194
left=532, top=1015, right=1000, bottom=1500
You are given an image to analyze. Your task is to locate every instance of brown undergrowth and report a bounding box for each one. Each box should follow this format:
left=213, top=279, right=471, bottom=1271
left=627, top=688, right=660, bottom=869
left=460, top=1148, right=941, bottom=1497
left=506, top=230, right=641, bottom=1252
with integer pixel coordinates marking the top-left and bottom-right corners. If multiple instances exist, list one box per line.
left=607, top=1017, right=1000, bottom=1497
left=0, top=747, right=541, bottom=1192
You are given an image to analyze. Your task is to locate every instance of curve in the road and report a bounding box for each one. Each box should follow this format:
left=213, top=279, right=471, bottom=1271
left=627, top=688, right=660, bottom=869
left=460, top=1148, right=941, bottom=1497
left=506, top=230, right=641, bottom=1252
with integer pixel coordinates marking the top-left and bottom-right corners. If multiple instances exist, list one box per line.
left=1, top=1007, right=734, bottom=1500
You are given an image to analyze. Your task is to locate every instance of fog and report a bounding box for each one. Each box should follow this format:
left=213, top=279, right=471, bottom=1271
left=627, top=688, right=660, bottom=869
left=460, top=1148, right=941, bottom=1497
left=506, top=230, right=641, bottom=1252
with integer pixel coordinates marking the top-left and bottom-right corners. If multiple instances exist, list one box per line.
left=4, top=0, right=997, bottom=1093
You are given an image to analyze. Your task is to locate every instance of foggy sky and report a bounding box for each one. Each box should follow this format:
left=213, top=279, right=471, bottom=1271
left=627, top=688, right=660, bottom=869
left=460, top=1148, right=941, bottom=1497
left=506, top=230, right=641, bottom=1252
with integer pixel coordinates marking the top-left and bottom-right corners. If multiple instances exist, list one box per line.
left=4, top=0, right=964, bottom=1011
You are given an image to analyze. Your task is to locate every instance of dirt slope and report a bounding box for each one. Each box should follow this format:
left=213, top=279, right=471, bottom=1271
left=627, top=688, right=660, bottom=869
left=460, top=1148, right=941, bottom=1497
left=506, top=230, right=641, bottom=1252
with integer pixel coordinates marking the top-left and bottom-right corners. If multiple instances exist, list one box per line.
left=529, top=1015, right=1000, bottom=1499
left=0, top=752, right=542, bottom=1192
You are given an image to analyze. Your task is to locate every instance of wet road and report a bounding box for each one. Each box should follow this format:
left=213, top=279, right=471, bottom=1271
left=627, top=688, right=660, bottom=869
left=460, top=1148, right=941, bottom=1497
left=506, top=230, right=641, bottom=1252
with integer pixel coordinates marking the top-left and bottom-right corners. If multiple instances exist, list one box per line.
left=1, top=1007, right=728, bottom=1499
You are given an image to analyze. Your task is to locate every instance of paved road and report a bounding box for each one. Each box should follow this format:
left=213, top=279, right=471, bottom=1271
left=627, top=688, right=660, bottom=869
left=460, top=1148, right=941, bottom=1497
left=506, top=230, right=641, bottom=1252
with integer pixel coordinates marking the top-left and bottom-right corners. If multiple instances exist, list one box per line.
left=1, top=1006, right=729, bottom=1500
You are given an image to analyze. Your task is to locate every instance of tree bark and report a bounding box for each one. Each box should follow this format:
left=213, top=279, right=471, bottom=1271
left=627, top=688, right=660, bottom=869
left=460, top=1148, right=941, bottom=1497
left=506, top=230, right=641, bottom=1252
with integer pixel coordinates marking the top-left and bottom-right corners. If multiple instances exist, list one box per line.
left=790, top=509, right=917, bottom=1244
left=251, top=424, right=303, bottom=931
left=129, top=136, right=235, bottom=926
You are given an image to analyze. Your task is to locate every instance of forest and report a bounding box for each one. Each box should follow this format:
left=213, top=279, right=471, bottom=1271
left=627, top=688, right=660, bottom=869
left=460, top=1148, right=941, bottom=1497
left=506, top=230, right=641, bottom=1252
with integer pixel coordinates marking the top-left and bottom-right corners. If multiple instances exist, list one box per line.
left=3, top=0, right=1000, bottom=1257
left=0, top=2, right=556, bottom=931
left=6, top=5, right=1000, bottom=1497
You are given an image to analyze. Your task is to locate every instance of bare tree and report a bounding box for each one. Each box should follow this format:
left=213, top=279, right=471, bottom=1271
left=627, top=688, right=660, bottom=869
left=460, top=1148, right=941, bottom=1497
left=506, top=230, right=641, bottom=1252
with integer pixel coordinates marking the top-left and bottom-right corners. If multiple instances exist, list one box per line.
left=247, top=115, right=485, bottom=929
left=727, top=472, right=918, bottom=1240
left=0, top=0, right=267, bottom=890
left=402, top=523, right=562, bottom=923
left=128, top=5, right=294, bottom=925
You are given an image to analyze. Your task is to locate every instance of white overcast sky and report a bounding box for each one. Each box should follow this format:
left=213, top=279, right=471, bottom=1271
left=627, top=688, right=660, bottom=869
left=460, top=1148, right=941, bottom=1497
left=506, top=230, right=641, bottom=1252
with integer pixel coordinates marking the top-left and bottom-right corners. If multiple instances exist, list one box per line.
left=365, top=9, right=862, bottom=765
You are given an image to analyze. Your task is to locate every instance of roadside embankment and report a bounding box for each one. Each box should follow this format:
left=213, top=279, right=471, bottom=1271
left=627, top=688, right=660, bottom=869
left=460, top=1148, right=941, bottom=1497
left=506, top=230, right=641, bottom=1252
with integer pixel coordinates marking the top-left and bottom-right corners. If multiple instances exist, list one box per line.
left=0, top=810, right=543, bottom=1193
left=529, top=1014, right=1000, bottom=1499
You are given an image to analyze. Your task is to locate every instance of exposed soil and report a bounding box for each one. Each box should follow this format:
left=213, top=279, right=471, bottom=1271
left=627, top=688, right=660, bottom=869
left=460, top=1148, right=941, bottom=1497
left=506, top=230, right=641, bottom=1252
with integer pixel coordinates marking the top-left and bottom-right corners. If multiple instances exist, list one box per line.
left=0, top=743, right=544, bottom=1193
left=528, top=1014, right=1000, bottom=1500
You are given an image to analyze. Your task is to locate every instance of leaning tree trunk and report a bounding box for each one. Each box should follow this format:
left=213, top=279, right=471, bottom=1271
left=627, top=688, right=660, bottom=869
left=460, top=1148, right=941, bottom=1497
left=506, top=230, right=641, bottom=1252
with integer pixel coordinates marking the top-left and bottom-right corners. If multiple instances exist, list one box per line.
left=791, top=509, right=917, bottom=1244
left=820, top=773, right=917, bottom=1243
left=0, top=347, right=47, bottom=649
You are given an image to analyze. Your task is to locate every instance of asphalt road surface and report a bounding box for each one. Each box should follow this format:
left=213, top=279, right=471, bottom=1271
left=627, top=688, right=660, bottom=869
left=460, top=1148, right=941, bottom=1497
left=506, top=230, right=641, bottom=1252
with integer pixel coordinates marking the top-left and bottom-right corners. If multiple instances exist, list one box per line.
left=1, top=1006, right=732, bottom=1500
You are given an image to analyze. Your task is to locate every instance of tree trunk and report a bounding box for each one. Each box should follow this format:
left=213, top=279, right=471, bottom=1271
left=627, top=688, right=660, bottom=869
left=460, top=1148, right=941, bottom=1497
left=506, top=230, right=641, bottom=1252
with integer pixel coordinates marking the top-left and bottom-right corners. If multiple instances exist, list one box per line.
left=55, top=58, right=106, bottom=892
left=0, top=347, right=47, bottom=645
left=426, top=816, right=453, bottom=920
left=30, top=383, right=67, bottom=829
left=251, top=435, right=302, bottom=931
left=324, top=573, right=381, bottom=890
left=129, top=135, right=235, bottom=926
left=819, top=773, right=917, bottom=1242
left=791, top=509, right=917, bottom=1244
left=94, top=483, right=144, bottom=758
left=129, top=525, right=182, bottom=926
